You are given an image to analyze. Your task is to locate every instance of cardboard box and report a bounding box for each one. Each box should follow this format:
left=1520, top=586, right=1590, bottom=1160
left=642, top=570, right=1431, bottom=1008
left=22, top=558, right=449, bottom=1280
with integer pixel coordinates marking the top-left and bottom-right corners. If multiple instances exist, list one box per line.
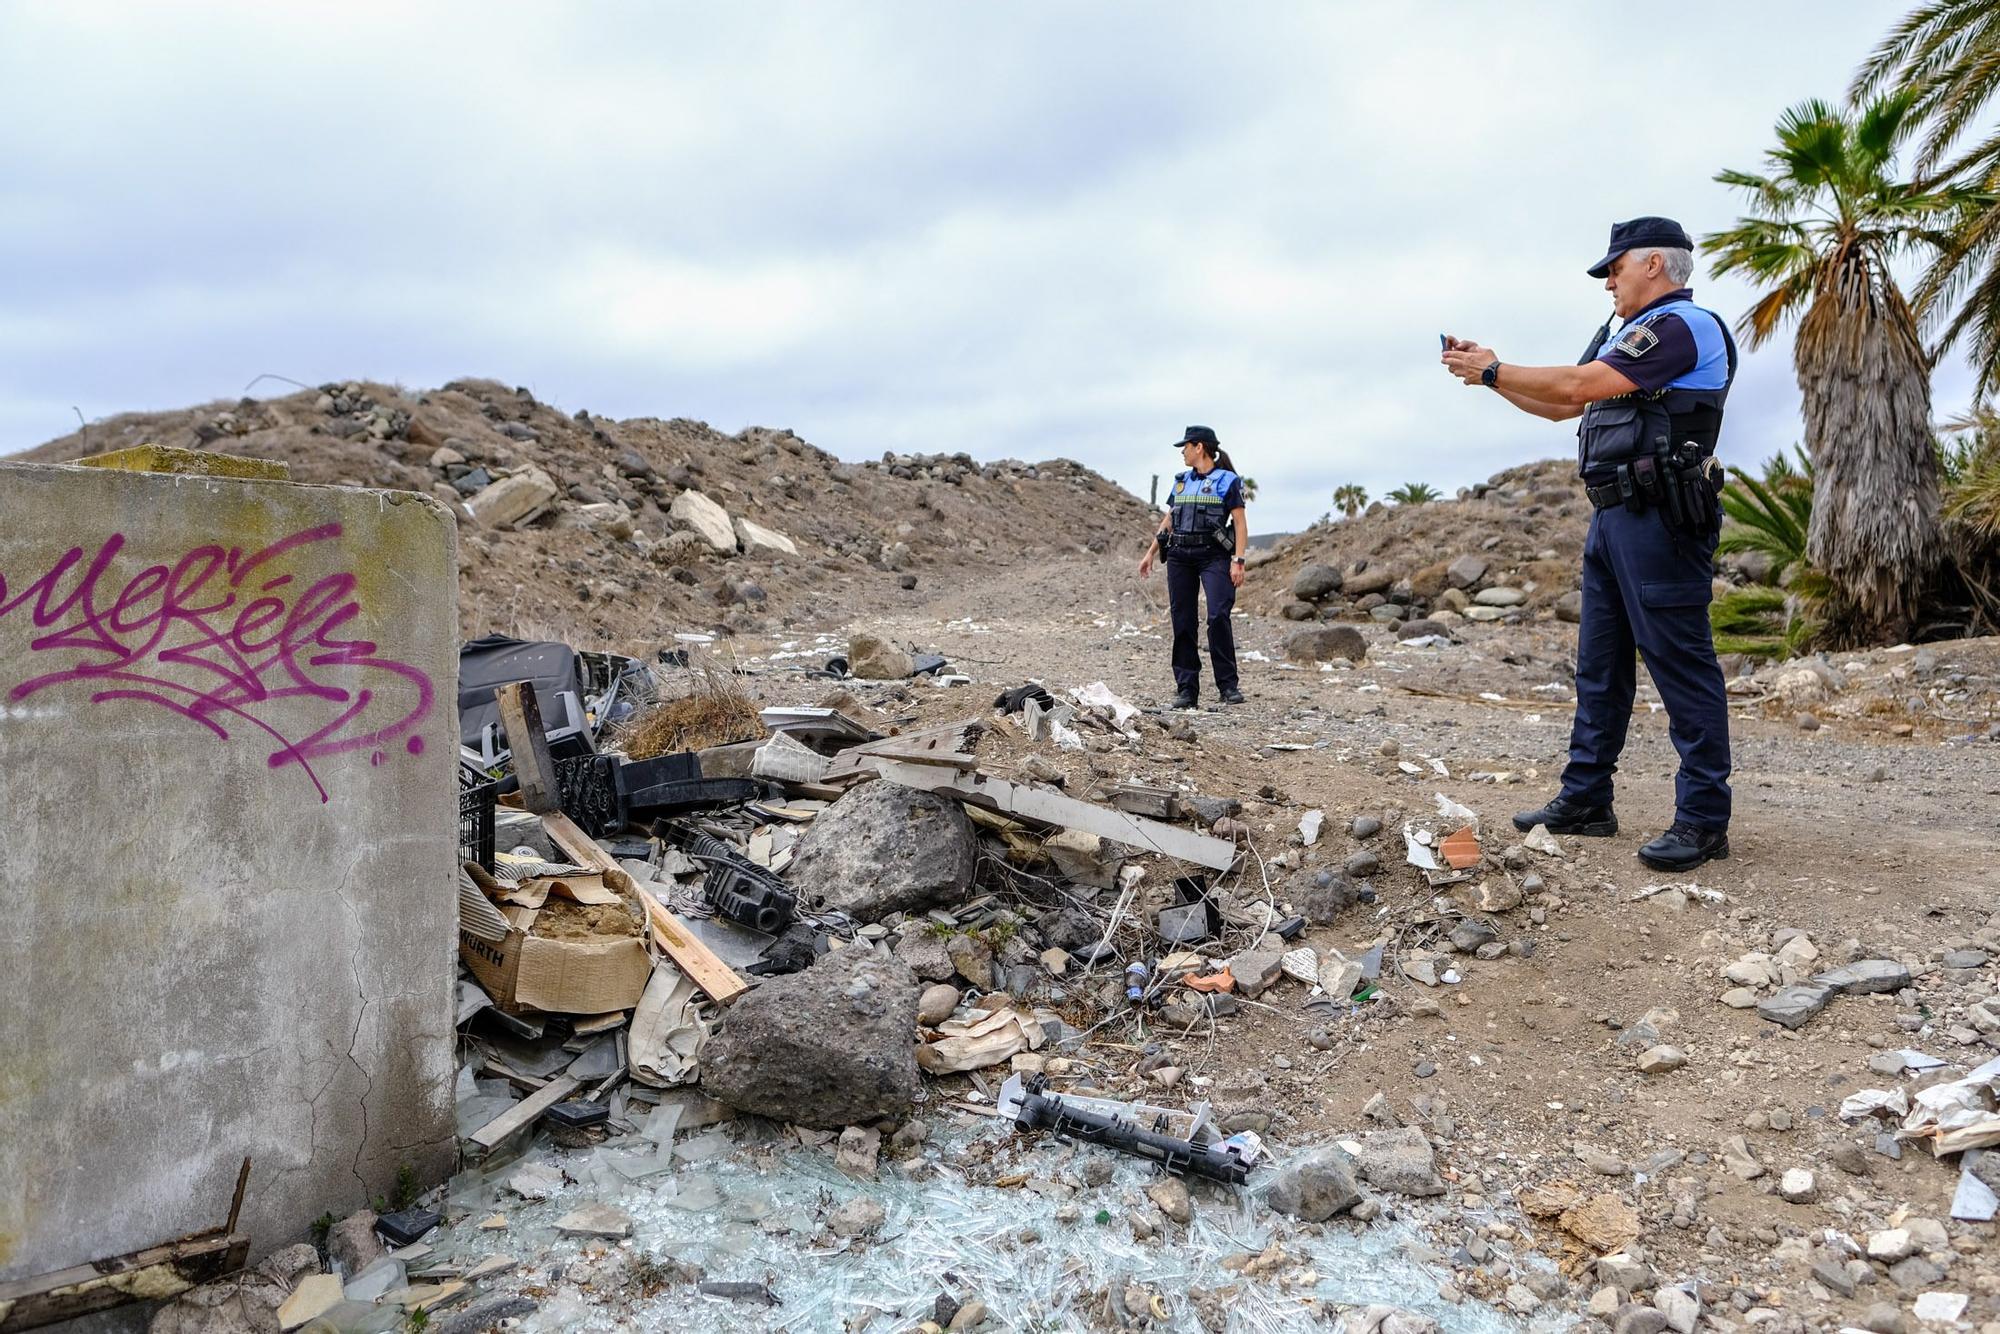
left=459, top=868, right=653, bottom=1015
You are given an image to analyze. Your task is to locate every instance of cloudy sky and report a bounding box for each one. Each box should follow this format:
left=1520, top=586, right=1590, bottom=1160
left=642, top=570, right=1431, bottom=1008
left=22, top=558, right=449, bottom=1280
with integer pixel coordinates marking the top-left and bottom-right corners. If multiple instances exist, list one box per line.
left=0, top=2, right=1977, bottom=532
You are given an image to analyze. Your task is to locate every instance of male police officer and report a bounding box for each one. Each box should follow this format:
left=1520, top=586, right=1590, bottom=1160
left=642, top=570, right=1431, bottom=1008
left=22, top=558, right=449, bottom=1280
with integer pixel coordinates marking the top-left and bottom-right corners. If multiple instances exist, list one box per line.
left=1441, top=217, right=1736, bottom=872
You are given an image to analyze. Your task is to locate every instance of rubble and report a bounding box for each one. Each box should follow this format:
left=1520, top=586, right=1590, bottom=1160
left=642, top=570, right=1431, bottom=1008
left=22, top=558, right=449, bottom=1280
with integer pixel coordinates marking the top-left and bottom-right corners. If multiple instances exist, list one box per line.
left=787, top=780, right=977, bottom=918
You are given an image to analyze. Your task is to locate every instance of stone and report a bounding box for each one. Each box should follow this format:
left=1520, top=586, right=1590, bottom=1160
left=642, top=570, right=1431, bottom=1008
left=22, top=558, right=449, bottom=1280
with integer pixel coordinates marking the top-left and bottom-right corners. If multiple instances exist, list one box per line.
left=277, top=1274, right=343, bottom=1331
left=1597, top=1253, right=1653, bottom=1291
left=1555, top=590, right=1584, bottom=623
left=1942, top=947, right=1989, bottom=969
left=1812, top=959, right=1914, bottom=995
left=828, top=1195, right=886, bottom=1239
left=464, top=466, right=559, bottom=526
left=1720, top=1135, right=1765, bottom=1180
left=1437, top=587, right=1470, bottom=612
left=1282, top=601, right=1318, bottom=621
left=668, top=488, right=738, bottom=551
left=1613, top=1306, right=1670, bottom=1334
left=1719, top=987, right=1761, bottom=1009
left=1446, top=554, right=1489, bottom=589
left=1653, top=1287, right=1700, bottom=1334
left=1448, top=918, right=1497, bottom=953
left=326, top=1209, right=386, bottom=1276
left=1477, top=880, right=1523, bottom=912
left=1473, top=586, right=1527, bottom=607
left=1345, top=849, right=1381, bottom=877
left=836, top=1125, right=882, bottom=1177
left=1636, top=1045, right=1686, bottom=1075
left=897, top=931, right=957, bottom=983
left=733, top=516, right=798, bottom=556
left=1356, top=1127, right=1444, bottom=1197
left=1860, top=1302, right=1908, bottom=1334
left=946, top=933, right=995, bottom=990
left=1344, top=564, right=1396, bottom=596
left=1396, top=618, right=1450, bottom=640
left=789, top=782, right=976, bottom=920
left=948, top=1300, right=990, bottom=1331
left=1777, top=1168, right=1816, bottom=1202
left=1293, top=563, right=1344, bottom=600
left=1266, top=1148, right=1363, bottom=1221
left=1724, top=953, right=1780, bottom=988
left=1904, top=1216, right=1948, bottom=1251
left=1146, top=1176, right=1193, bottom=1225
left=555, top=1203, right=633, bottom=1239
left=1757, top=984, right=1833, bottom=1030
left=700, top=941, right=922, bottom=1129
left=1867, top=1228, right=1914, bottom=1262
left=1811, top=1257, right=1857, bottom=1298
left=1229, top=950, right=1285, bottom=999
left=1886, top=1255, right=1943, bottom=1289
left=916, top=988, right=960, bottom=1032
left=846, top=631, right=915, bottom=681
left=1353, top=815, right=1382, bottom=839
left=1284, top=624, right=1367, bottom=664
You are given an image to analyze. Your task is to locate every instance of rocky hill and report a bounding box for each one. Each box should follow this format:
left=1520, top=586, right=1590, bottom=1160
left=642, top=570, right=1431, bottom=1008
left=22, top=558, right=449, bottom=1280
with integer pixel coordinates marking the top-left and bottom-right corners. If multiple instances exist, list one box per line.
left=12, top=379, right=1155, bottom=653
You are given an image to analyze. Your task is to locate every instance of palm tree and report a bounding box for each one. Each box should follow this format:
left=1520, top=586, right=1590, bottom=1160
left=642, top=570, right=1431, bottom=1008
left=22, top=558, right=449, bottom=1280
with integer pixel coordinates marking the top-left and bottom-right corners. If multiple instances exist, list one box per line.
left=1386, top=482, right=1440, bottom=506
left=1852, top=5, right=2000, bottom=394
left=1706, top=94, right=1955, bottom=642
left=1333, top=483, right=1368, bottom=518
left=1239, top=477, right=1260, bottom=503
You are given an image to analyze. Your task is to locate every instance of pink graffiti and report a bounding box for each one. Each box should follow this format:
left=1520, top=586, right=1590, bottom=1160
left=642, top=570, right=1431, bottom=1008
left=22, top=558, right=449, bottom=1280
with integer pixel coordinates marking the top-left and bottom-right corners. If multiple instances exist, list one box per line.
left=0, top=523, right=435, bottom=803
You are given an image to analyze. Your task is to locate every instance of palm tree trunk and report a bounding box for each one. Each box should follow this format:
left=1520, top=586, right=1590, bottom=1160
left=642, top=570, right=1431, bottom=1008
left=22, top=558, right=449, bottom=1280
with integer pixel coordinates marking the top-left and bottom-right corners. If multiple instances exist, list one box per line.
left=1795, top=248, right=1944, bottom=642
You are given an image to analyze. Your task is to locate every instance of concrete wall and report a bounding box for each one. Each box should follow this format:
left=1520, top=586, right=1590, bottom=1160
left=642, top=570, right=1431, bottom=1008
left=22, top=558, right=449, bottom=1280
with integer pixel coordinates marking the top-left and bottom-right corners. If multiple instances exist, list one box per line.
left=0, top=460, right=460, bottom=1281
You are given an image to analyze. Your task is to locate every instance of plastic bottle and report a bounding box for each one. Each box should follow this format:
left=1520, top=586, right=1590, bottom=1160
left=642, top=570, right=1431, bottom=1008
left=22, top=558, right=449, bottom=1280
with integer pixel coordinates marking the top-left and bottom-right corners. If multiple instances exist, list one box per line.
left=1124, top=961, right=1149, bottom=1004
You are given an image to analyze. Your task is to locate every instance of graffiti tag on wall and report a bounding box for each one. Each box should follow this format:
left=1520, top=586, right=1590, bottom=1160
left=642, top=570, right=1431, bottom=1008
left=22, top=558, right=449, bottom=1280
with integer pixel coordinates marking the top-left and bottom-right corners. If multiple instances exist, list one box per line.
left=0, top=523, right=434, bottom=802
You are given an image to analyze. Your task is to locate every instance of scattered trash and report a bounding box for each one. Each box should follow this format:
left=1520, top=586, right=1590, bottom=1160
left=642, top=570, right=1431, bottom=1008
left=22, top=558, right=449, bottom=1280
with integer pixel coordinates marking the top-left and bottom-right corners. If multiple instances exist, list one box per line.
left=1521, top=824, right=1563, bottom=857
left=917, top=1000, right=1046, bottom=1074
left=996, top=1073, right=1267, bottom=1184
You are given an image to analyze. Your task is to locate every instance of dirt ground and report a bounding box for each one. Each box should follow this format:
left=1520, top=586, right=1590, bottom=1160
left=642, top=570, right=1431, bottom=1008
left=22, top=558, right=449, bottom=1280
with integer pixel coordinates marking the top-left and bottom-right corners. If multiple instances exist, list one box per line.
left=715, top=545, right=2000, bottom=1327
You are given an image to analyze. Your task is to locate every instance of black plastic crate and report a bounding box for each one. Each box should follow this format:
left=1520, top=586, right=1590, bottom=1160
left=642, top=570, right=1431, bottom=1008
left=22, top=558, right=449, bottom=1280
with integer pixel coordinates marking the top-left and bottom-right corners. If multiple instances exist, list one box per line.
left=458, top=779, right=497, bottom=869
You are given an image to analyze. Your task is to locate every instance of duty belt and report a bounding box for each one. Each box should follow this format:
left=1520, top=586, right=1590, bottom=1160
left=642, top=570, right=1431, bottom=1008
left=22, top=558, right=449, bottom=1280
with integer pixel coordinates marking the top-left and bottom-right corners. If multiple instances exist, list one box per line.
left=1164, top=533, right=1220, bottom=549
left=1585, top=481, right=1625, bottom=510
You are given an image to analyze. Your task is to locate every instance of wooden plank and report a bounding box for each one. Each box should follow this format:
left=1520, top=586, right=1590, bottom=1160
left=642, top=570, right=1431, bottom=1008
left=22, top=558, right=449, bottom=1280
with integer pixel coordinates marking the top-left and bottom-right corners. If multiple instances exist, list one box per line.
left=1106, top=783, right=1181, bottom=820
left=0, top=1232, right=250, bottom=1330
left=495, top=682, right=558, bottom=814
left=540, top=812, right=748, bottom=1005
left=466, top=1074, right=581, bottom=1150
left=875, top=760, right=1238, bottom=871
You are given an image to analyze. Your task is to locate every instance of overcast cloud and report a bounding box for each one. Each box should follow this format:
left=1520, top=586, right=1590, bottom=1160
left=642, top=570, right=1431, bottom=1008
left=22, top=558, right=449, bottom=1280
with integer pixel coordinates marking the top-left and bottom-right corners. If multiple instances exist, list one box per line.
left=0, top=2, right=1975, bottom=532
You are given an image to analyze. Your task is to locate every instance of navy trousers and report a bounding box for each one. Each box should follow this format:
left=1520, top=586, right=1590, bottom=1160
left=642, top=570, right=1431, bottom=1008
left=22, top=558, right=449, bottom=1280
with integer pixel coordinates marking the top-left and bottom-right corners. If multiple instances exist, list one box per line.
left=1559, top=502, right=1732, bottom=830
left=1166, top=550, right=1238, bottom=695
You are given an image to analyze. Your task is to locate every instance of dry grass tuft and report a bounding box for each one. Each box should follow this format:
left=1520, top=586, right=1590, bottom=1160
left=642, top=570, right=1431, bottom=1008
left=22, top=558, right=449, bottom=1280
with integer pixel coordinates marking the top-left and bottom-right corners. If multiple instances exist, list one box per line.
left=619, top=651, right=761, bottom=758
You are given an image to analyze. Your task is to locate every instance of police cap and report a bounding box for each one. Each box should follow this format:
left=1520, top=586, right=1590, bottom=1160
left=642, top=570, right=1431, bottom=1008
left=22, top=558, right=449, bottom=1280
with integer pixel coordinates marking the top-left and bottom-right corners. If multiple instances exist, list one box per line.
left=1586, top=217, right=1695, bottom=278
left=1174, top=425, right=1219, bottom=449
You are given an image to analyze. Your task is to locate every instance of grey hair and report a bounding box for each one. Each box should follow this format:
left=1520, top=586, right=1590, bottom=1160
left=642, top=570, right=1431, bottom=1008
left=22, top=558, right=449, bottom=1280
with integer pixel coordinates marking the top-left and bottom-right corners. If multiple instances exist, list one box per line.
left=1629, top=246, right=1696, bottom=285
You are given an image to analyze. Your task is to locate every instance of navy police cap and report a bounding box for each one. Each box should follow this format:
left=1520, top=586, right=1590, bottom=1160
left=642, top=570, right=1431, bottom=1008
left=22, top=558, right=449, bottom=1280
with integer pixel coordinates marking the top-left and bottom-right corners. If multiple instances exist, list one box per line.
left=1586, top=217, right=1694, bottom=278
left=1174, top=425, right=1219, bottom=449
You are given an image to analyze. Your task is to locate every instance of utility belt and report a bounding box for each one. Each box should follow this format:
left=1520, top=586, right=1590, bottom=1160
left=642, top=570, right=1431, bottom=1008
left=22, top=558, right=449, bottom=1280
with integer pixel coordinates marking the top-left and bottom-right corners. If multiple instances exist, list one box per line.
left=1158, top=527, right=1233, bottom=552
left=1585, top=445, right=1723, bottom=537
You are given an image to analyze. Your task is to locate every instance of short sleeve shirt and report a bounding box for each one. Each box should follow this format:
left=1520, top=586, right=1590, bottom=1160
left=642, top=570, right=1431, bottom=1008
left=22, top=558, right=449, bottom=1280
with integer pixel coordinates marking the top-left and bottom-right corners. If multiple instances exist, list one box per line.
left=1596, top=288, right=1701, bottom=394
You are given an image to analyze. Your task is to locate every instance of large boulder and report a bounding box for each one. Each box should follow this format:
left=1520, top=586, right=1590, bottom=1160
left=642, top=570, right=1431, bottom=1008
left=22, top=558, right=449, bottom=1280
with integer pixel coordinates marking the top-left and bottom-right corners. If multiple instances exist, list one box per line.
left=846, top=632, right=914, bottom=680
left=734, top=516, right=799, bottom=557
left=669, top=488, right=738, bottom=552
left=788, top=781, right=977, bottom=919
left=700, top=941, right=922, bottom=1128
left=1284, top=625, right=1367, bottom=664
left=1293, top=563, right=1344, bottom=601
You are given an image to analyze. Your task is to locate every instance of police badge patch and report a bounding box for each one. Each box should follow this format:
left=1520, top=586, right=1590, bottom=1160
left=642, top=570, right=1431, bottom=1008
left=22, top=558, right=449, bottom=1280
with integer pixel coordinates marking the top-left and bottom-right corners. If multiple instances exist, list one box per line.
left=1613, top=324, right=1659, bottom=358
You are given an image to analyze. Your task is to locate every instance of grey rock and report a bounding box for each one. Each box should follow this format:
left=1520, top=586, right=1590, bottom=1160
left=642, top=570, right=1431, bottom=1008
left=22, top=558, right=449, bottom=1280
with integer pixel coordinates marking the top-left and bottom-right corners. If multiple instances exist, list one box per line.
left=1597, top=1253, right=1653, bottom=1291
left=894, top=929, right=956, bottom=982
left=1296, top=871, right=1361, bottom=924
left=1810, top=1258, right=1855, bottom=1298
left=1613, top=1305, right=1670, bottom=1334
left=326, top=1209, right=385, bottom=1277
left=1812, top=960, right=1913, bottom=995
left=1345, top=850, right=1381, bottom=877
left=1861, top=1302, right=1909, bottom=1334
left=1229, top=950, right=1285, bottom=999
left=790, top=782, right=976, bottom=920
left=1473, top=586, right=1527, bottom=607
left=436, top=1298, right=540, bottom=1334
left=1343, top=564, right=1396, bottom=596
left=1757, top=984, right=1833, bottom=1030
left=1369, top=604, right=1408, bottom=624
left=1356, top=1126, right=1444, bottom=1197
left=1555, top=590, right=1584, bottom=623
left=1352, top=815, right=1382, bottom=839
left=1396, top=618, right=1451, bottom=640
left=1266, top=1148, right=1363, bottom=1221
left=945, top=933, right=995, bottom=989
left=1653, top=1287, right=1700, bottom=1334
left=1284, top=624, right=1368, bottom=664
left=1941, top=947, right=1989, bottom=970
left=828, top=1195, right=886, bottom=1239
left=846, top=631, right=913, bottom=680
left=1447, top=918, right=1497, bottom=953
left=916, top=983, right=960, bottom=1026
left=1887, top=1255, right=1943, bottom=1289
left=1185, top=794, right=1241, bottom=824
left=1282, top=601, right=1319, bottom=621
left=1635, top=1045, right=1686, bottom=1075
left=1293, top=563, right=1344, bottom=601
left=701, top=942, right=922, bottom=1129
left=1446, top=554, right=1489, bottom=589
left=1145, top=1176, right=1193, bottom=1225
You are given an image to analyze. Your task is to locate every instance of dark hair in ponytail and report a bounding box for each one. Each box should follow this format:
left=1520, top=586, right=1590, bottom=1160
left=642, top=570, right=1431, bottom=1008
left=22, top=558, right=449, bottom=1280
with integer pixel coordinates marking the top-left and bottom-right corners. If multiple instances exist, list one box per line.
left=1214, top=448, right=1236, bottom=473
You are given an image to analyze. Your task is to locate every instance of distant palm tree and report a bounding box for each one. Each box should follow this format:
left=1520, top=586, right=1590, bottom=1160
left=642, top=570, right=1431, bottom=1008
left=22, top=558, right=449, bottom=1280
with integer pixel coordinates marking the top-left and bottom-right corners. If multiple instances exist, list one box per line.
left=1333, top=483, right=1368, bottom=518
left=1386, top=482, right=1441, bottom=506
left=1853, top=1, right=2000, bottom=394
left=1240, top=477, right=1259, bottom=503
left=1706, top=93, right=1955, bottom=641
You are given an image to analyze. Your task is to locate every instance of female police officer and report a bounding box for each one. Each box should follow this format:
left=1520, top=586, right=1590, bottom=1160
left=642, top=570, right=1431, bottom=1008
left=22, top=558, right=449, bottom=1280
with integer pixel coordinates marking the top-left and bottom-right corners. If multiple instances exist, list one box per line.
left=1138, top=425, right=1249, bottom=708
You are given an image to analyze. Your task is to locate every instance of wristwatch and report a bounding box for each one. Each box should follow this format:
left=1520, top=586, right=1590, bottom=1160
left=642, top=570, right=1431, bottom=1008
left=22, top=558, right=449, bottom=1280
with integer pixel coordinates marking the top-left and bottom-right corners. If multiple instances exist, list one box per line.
left=1232, top=556, right=1246, bottom=567
left=1480, top=360, right=1501, bottom=388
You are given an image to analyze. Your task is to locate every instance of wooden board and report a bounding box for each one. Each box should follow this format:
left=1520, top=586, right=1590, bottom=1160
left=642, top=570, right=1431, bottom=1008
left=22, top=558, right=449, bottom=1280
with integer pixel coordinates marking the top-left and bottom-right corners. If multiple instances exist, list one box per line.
left=495, top=682, right=558, bottom=814
left=875, top=760, right=1238, bottom=871
left=540, top=811, right=748, bottom=1004
left=0, top=1232, right=250, bottom=1330
left=465, top=1074, right=581, bottom=1151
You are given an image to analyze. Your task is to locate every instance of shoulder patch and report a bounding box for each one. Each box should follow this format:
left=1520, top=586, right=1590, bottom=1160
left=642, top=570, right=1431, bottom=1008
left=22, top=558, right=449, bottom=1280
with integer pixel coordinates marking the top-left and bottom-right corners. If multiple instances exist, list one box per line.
left=1613, top=324, right=1659, bottom=359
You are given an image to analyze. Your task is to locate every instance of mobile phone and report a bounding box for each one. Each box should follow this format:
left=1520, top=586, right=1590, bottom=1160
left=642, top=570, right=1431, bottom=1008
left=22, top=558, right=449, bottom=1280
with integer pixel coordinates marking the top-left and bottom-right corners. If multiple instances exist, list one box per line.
left=1439, top=334, right=1451, bottom=350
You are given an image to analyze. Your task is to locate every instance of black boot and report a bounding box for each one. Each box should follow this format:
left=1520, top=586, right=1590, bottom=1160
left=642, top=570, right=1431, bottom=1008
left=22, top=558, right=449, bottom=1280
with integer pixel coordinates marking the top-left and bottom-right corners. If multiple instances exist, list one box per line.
left=1638, top=821, right=1729, bottom=872
left=1512, top=795, right=1618, bottom=837
left=1172, top=688, right=1198, bottom=710
left=1219, top=686, right=1246, bottom=705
